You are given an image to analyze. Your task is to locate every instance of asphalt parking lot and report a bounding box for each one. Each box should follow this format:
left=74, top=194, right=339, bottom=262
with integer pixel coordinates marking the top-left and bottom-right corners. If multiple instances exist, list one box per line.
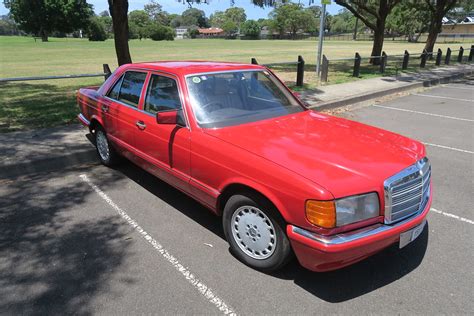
left=1, top=77, right=473, bottom=315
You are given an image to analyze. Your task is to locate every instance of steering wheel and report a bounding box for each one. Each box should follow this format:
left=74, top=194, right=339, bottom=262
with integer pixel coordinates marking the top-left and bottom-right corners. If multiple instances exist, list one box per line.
left=200, top=101, right=224, bottom=112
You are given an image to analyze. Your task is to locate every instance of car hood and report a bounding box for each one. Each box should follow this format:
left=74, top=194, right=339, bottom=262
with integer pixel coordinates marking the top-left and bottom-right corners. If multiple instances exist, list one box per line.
left=203, top=110, right=425, bottom=198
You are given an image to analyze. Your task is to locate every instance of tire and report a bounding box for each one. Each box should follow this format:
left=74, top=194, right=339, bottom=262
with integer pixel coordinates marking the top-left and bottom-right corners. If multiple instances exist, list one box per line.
left=223, top=193, right=292, bottom=272
left=94, top=126, right=120, bottom=167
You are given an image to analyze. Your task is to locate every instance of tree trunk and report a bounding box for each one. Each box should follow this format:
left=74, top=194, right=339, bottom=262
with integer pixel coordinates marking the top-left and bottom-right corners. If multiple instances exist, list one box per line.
left=424, top=19, right=442, bottom=54
left=108, top=0, right=132, bottom=65
left=370, top=20, right=385, bottom=65
left=424, top=0, right=453, bottom=54
left=40, top=28, right=48, bottom=42
left=353, top=18, right=358, bottom=41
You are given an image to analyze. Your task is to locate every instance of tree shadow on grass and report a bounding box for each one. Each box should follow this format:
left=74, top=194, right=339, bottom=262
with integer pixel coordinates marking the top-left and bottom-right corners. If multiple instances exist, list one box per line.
left=0, top=168, right=134, bottom=314
left=0, top=80, right=100, bottom=132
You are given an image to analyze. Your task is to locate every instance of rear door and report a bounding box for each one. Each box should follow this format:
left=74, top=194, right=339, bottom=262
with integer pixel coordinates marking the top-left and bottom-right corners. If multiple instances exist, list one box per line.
left=102, top=70, right=148, bottom=155
left=134, top=73, right=191, bottom=191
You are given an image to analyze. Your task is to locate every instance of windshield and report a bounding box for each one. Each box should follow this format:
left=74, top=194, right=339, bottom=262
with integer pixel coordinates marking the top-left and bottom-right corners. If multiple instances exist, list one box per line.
left=186, top=70, right=304, bottom=128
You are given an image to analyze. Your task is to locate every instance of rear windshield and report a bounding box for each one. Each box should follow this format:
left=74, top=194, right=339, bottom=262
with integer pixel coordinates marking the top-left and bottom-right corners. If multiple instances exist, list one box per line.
left=186, top=70, right=304, bottom=128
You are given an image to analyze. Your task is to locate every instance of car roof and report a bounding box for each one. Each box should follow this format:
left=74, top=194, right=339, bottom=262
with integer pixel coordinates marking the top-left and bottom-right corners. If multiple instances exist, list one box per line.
left=131, top=61, right=265, bottom=76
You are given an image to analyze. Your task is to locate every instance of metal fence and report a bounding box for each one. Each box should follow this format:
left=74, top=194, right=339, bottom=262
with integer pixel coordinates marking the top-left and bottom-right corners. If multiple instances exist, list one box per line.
left=0, top=64, right=112, bottom=83
left=320, top=44, right=474, bottom=83
left=250, top=56, right=305, bottom=87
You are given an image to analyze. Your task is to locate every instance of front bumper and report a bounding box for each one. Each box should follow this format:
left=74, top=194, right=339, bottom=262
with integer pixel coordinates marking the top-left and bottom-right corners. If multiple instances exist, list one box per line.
left=287, top=194, right=432, bottom=272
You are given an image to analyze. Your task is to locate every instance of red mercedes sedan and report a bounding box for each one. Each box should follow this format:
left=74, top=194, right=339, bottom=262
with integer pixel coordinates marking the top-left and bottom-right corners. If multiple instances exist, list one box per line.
left=77, top=61, right=431, bottom=272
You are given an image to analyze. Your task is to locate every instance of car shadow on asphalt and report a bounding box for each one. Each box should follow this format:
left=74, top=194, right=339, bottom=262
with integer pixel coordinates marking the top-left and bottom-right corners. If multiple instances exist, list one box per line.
left=115, top=161, right=226, bottom=240
left=113, top=158, right=430, bottom=303
left=271, top=224, right=429, bottom=302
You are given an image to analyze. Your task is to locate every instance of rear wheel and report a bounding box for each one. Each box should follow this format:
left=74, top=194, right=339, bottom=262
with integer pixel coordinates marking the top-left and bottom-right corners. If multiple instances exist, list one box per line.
left=94, top=127, right=120, bottom=166
left=223, top=193, right=292, bottom=272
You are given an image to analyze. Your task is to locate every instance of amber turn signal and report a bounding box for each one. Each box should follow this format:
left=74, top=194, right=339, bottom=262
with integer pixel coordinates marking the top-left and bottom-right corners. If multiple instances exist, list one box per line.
left=305, top=200, right=336, bottom=228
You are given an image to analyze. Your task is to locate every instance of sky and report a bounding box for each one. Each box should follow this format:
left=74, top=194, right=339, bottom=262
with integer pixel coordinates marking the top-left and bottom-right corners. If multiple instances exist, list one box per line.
left=0, top=0, right=343, bottom=20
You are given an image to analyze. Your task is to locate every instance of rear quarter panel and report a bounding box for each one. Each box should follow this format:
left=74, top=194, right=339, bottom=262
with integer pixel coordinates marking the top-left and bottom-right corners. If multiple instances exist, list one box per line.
left=77, top=87, right=103, bottom=127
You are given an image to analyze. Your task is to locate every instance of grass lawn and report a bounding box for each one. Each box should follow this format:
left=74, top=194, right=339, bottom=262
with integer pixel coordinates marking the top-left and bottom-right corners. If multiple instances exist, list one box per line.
left=0, top=36, right=471, bottom=131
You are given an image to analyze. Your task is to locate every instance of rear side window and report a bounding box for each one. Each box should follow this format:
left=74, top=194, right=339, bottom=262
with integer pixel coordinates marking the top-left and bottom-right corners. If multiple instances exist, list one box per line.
left=144, top=75, right=182, bottom=114
left=107, top=75, right=123, bottom=100
left=108, top=71, right=147, bottom=107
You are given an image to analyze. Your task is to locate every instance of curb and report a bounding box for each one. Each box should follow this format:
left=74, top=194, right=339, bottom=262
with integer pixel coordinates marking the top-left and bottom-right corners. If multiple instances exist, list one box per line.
left=309, top=68, right=473, bottom=111
left=0, top=149, right=97, bottom=179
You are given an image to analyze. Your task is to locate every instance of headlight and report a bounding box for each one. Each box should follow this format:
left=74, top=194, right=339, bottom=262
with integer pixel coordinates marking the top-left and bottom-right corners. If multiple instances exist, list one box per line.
left=335, top=192, right=380, bottom=226
left=306, top=192, right=379, bottom=228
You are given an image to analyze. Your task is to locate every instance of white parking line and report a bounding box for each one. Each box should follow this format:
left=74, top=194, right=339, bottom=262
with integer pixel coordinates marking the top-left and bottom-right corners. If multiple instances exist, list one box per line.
left=423, top=142, right=474, bottom=154
left=413, top=93, right=473, bottom=103
left=441, top=85, right=474, bottom=91
left=79, top=174, right=237, bottom=316
left=372, top=105, right=474, bottom=122
left=431, top=208, right=474, bottom=225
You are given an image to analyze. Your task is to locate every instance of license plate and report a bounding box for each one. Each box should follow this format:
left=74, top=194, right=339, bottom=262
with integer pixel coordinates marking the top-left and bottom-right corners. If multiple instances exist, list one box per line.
left=399, top=220, right=426, bottom=249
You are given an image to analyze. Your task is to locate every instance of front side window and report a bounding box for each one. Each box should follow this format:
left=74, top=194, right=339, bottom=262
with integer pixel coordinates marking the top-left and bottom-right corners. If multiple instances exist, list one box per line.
left=114, top=71, right=147, bottom=107
left=186, top=70, right=303, bottom=128
left=144, top=75, right=182, bottom=114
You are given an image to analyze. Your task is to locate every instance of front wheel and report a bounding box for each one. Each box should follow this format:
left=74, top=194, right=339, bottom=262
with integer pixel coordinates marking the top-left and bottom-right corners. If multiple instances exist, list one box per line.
left=223, top=194, right=292, bottom=272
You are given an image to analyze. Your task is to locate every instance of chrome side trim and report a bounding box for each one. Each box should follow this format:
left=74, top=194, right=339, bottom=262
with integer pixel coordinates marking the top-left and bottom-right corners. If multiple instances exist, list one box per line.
left=78, top=113, right=90, bottom=126
left=292, top=212, right=427, bottom=245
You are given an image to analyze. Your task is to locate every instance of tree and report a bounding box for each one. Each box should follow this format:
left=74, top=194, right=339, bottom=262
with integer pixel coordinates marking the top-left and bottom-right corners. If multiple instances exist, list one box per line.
left=424, top=0, right=458, bottom=54
left=144, top=0, right=169, bottom=25
left=224, top=7, right=246, bottom=32
left=241, top=19, right=261, bottom=39
left=88, top=16, right=108, bottom=41
left=168, top=13, right=180, bottom=27
left=181, top=8, right=208, bottom=27
left=222, top=20, right=238, bottom=37
left=128, top=10, right=151, bottom=40
left=98, top=10, right=113, bottom=37
left=148, top=24, right=175, bottom=41
left=330, top=8, right=365, bottom=34
left=334, top=0, right=402, bottom=64
left=386, top=1, right=430, bottom=42
left=187, top=27, right=200, bottom=38
left=104, top=0, right=285, bottom=66
left=108, top=0, right=132, bottom=65
left=209, top=11, right=226, bottom=28
left=269, top=3, right=316, bottom=39
left=0, top=14, right=20, bottom=35
left=4, top=0, right=93, bottom=42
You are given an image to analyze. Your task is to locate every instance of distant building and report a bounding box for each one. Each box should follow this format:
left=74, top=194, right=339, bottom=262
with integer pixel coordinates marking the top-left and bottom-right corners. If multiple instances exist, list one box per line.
left=198, top=27, right=224, bottom=37
left=175, top=27, right=188, bottom=39
left=441, top=13, right=474, bottom=34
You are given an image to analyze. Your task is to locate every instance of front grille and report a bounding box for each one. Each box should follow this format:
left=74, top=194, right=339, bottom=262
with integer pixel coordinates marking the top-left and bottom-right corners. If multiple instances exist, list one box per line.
left=384, top=157, right=431, bottom=224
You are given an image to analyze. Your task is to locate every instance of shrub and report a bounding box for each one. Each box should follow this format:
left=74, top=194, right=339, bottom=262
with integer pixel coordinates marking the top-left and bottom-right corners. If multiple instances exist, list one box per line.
left=188, top=28, right=200, bottom=39
left=88, top=17, right=107, bottom=41
left=148, top=24, right=175, bottom=41
left=241, top=20, right=261, bottom=39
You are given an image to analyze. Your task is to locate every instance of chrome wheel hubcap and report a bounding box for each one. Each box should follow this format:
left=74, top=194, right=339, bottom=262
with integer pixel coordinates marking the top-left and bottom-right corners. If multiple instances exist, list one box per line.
left=96, top=131, right=110, bottom=162
left=231, top=206, right=276, bottom=260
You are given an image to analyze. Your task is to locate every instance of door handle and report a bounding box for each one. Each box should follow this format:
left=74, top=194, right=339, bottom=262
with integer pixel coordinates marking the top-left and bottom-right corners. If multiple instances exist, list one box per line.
left=136, top=121, right=146, bottom=130
left=101, top=104, right=109, bottom=113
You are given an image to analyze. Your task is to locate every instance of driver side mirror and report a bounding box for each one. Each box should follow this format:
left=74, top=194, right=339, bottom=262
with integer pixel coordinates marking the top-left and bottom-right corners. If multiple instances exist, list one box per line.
left=156, top=110, right=178, bottom=125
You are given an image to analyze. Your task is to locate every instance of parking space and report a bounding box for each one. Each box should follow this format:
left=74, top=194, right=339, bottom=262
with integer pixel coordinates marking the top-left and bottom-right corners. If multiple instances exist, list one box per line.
left=1, top=78, right=473, bottom=314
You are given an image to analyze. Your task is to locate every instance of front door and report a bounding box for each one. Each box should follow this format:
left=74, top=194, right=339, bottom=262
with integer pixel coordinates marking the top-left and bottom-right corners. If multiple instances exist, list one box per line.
left=134, top=73, right=191, bottom=191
